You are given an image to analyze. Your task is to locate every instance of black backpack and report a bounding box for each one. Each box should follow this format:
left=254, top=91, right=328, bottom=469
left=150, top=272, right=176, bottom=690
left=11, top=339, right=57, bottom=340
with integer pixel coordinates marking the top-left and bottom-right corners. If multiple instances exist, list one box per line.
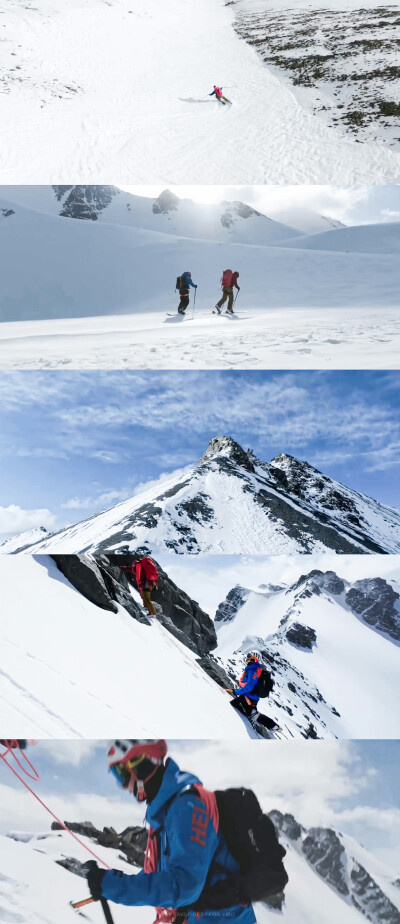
left=255, top=668, right=274, bottom=698
left=176, top=275, right=183, bottom=290
left=188, top=788, right=288, bottom=911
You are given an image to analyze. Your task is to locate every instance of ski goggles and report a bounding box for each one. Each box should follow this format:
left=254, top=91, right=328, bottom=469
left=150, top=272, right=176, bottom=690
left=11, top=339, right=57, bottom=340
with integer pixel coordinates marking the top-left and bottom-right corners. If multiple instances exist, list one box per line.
left=109, top=754, right=147, bottom=789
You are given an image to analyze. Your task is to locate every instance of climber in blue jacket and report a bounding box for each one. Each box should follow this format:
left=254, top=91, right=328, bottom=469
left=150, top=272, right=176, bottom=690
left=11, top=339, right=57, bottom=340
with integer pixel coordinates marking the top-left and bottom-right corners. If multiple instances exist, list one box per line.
left=85, top=739, right=256, bottom=924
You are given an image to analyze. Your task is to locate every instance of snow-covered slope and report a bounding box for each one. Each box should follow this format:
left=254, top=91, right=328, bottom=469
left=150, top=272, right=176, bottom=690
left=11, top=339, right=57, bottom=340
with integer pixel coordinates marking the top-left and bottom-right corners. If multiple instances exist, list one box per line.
left=0, top=0, right=399, bottom=184
left=214, top=568, right=400, bottom=739
left=277, top=222, right=400, bottom=254
left=0, top=813, right=398, bottom=924
left=16, top=438, right=400, bottom=556
left=0, top=555, right=248, bottom=739
left=0, top=527, right=50, bottom=554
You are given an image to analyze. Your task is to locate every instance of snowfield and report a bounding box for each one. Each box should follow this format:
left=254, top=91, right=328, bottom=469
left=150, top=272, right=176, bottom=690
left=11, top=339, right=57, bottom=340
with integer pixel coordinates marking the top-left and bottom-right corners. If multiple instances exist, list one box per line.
left=0, top=0, right=399, bottom=184
left=1, top=186, right=399, bottom=370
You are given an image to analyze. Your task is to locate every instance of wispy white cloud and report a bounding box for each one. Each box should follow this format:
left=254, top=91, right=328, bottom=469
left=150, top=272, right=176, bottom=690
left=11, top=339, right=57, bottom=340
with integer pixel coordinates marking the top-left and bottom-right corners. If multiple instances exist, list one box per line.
left=0, top=504, right=57, bottom=538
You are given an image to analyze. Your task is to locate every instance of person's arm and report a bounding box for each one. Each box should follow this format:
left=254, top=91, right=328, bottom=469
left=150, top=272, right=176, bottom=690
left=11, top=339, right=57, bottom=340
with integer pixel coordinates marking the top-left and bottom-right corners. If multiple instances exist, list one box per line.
left=209, top=90, right=215, bottom=96
left=234, top=664, right=260, bottom=696
left=135, top=562, right=143, bottom=589
left=188, top=277, right=197, bottom=288
left=102, top=792, right=219, bottom=907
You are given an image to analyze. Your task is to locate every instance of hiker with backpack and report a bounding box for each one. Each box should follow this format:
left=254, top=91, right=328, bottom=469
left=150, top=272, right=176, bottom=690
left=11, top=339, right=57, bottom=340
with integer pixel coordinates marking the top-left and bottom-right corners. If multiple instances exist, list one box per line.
left=84, top=739, right=288, bottom=916
left=227, top=652, right=278, bottom=734
left=176, top=271, right=197, bottom=315
left=120, top=557, right=159, bottom=616
left=209, top=86, right=230, bottom=105
left=215, top=270, right=240, bottom=314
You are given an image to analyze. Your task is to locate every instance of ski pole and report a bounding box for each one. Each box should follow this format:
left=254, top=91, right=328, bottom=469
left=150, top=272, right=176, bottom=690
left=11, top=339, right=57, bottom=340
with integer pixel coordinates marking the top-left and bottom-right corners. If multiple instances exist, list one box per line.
left=192, top=286, right=197, bottom=320
left=233, top=290, right=239, bottom=306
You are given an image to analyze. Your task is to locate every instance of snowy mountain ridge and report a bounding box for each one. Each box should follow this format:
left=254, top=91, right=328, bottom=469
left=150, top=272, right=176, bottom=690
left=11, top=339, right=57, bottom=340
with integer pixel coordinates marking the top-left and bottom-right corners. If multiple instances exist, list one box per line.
left=214, top=565, right=400, bottom=739
left=8, top=436, right=400, bottom=556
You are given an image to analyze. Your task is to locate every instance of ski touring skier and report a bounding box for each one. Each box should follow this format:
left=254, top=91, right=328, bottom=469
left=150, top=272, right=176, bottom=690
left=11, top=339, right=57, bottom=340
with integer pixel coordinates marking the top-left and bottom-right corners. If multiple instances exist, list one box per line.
left=176, top=271, right=197, bottom=315
left=215, top=269, right=240, bottom=314
left=227, top=652, right=279, bottom=736
left=120, top=557, right=159, bottom=616
left=84, top=739, right=288, bottom=917
left=209, top=86, right=230, bottom=105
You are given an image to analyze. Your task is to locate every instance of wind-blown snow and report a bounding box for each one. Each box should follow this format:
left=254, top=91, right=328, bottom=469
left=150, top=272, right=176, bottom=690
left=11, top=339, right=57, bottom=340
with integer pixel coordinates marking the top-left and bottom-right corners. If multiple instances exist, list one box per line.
left=0, top=0, right=399, bottom=184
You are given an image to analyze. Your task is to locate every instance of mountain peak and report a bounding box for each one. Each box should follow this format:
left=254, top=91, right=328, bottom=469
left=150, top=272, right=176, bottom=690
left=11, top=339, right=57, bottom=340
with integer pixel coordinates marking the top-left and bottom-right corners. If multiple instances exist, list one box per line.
left=152, top=189, right=181, bottom=214
left=200, top=436, right=255, bottom=471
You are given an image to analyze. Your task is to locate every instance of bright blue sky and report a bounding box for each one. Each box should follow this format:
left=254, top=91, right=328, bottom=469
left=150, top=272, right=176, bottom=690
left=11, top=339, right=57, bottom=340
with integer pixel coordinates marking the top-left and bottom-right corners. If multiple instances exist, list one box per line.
left=0, top=370, right=399, bottom=539
left=1, top=741, right=399, bottom=869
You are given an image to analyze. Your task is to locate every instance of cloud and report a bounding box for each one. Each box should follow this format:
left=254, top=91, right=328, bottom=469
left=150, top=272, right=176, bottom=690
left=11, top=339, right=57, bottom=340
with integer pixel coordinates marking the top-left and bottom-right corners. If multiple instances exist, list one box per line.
left=0, top=504, right=57, bottom=537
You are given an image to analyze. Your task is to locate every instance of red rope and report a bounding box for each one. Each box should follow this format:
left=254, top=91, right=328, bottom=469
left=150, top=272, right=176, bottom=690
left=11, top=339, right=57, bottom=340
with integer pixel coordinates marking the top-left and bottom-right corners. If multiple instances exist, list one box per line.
left=0, top=741, right=111, bottom=870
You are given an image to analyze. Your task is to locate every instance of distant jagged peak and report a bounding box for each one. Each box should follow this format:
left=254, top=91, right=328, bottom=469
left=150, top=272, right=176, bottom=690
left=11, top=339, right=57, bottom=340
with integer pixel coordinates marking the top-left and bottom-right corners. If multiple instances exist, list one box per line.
left=152, top=189, right=182, bottom=214
left=52, top=184, right=119, bottom=220
left=291, top=569, right=346, bottom=597
left=220, top=200, right=262, bottom=228
left=199, top=435, right=256, bottom=471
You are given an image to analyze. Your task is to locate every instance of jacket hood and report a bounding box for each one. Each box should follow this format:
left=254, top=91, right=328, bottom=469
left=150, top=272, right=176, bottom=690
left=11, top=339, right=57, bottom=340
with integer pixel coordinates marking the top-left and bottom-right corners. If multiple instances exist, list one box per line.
left=146, top=757, right=201, bottom=829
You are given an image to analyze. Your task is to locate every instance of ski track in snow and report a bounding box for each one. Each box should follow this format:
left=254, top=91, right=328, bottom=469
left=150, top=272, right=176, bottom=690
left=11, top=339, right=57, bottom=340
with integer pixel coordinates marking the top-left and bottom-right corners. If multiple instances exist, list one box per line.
left=0, top=0, right=399, bottom=183
left=1, top=307, right=400, bottom=370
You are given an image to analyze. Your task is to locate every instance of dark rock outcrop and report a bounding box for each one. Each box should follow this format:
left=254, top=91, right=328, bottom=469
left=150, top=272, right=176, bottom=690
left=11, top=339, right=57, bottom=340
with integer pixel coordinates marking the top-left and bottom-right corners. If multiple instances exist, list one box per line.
left=292, top=570, right=345, bottom=598
left=286, top=622, right=317, bottom=650
left=302, top=828, right=349, bottom=895
left=346, top=578, right=400, bottom=642
left=105, top=554, right=217, bottom=655
left=51, top=819, right=147, bottom=868
left=196, top=655, right=234, bottom=688
left=51, top=554, right=148, bottom=623
left=53, top=185, right=118, bottom=220
left=215, top=585, right=250, bottom=624
left=350, top=863, right=400, bottom=924
left=269, top=810, right=303, bottom=841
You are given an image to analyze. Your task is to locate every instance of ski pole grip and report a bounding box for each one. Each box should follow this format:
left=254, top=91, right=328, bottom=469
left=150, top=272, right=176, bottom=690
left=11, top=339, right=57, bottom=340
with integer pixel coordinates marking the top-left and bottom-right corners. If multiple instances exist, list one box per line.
left=72, top=897, right=96, bottom=909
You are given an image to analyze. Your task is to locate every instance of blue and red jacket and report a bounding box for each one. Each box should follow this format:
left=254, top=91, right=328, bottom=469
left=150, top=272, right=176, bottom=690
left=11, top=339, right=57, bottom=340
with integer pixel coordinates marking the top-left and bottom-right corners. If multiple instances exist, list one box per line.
left=101, top=758, right=256, bottom=924
left=234, top=660, right=262, bottom=703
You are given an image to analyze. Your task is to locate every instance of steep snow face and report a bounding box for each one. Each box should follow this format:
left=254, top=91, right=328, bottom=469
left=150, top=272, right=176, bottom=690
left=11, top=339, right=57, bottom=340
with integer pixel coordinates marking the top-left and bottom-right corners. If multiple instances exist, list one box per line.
left=1, top=0, right=399, bottom=184
left=17, top=438, right=400, bottom=556
left=266, top=207, right=346, bottom=235
left=0, top=812, right=398, bottom=924
left=0, top=555, right=248, bottom=739
left=215, top=568, right=400, bottom=738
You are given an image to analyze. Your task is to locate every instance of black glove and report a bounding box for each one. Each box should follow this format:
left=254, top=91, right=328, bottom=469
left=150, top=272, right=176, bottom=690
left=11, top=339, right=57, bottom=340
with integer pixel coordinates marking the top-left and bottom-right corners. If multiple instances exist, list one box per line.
left=84, top=861, right=106, bottom=900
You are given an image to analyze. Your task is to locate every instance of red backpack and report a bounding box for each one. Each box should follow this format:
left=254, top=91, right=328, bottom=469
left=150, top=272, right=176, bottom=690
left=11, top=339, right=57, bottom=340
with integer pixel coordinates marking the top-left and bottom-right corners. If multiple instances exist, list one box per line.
left=138, top=557, right=158, bottom=585
left=222, top=269, right=233, bottom=287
